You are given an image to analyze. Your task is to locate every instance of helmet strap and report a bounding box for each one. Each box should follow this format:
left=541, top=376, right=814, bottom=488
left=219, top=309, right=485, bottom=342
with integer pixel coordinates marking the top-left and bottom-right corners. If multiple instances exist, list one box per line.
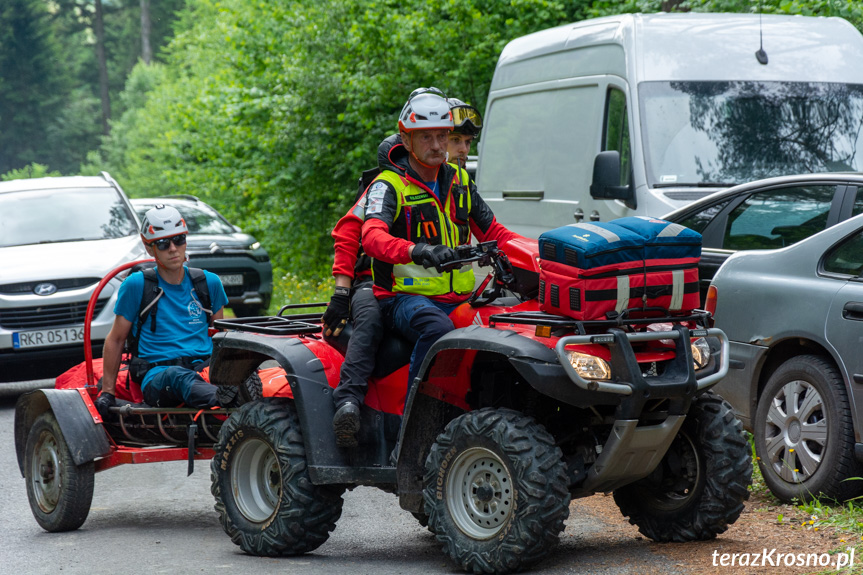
left=408, top=132, right=442, bottom=171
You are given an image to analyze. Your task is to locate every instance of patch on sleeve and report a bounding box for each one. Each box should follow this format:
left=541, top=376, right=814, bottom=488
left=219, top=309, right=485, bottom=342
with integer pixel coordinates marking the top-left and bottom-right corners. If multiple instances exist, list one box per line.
left=366, top=183, right=387, bottom=215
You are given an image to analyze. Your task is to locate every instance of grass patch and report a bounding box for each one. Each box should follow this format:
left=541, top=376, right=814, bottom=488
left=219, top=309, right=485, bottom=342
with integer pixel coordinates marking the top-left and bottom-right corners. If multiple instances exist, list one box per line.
left=269, top=271, right=331, bottom=313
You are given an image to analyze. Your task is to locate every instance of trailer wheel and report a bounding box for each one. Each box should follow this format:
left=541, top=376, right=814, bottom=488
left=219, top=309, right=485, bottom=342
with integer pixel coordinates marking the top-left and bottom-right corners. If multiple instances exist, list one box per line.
left=211, top=398, right=344, bottom=556
left=613, top=392, right=751, bottom=541
left=24, top=411, right=94, bottom=532
left=423, top=408, right=570, bottom=574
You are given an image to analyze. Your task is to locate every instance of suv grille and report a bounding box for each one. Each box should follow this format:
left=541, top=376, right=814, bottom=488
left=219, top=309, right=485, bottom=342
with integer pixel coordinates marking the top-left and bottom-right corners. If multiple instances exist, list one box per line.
left=0, top=299, right=108, bottom=329
left=0, top=278, right=101, bottom=294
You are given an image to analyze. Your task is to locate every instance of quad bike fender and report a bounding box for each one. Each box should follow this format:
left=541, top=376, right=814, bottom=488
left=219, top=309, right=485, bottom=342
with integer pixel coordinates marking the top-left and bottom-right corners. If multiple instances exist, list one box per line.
left=14, top=388, right=111, bottom=476
left=410, top=326, right=616, bottom=411
left=209, top=331, right=352, bottom=471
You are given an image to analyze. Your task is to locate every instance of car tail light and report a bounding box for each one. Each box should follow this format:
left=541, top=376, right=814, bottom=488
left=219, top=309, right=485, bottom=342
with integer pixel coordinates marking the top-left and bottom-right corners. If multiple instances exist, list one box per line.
left=705, top=285, right=718, bottom=316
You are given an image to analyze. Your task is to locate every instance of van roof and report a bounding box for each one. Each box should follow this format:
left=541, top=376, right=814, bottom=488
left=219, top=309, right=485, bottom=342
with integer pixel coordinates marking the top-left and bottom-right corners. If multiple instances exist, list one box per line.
left=495, top=13, right=863, bottom=85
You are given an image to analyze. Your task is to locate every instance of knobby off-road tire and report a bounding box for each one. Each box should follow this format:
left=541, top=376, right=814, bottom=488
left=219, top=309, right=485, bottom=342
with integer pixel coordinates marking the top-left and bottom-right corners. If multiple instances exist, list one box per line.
left=237, top=372, right=264, bottom=404
left=24, top=411, right=95, bottom=532
left=211, top=398, right=345, bottom=555
left=423, top=408, right=570, bottom=574
left=613, top=392, right=751, bottom=542
left=754, top=355, right=860, bottom=503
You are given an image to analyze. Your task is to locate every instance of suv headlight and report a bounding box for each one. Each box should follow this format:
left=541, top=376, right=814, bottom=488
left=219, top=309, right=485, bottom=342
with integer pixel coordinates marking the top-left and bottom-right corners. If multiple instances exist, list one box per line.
left=247, top=241, right=261, bottom=250
left=565, top=350, right=611, bottom=381
left=691, top=337, right=711, bottom=370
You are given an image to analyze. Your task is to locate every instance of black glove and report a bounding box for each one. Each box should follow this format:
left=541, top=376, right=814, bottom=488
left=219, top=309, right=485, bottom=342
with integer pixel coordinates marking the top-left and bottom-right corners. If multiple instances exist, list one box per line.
left=411, top=243, right=458, bottom=270
left=322, top=292, right=351, bottom=337
left=94, top=392, right=115, bottom=419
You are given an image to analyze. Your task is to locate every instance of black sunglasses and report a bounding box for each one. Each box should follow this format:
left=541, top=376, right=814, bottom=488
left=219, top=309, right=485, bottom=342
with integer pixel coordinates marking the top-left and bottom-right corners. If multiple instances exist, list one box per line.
left=150, top=234, right=187, bottom=251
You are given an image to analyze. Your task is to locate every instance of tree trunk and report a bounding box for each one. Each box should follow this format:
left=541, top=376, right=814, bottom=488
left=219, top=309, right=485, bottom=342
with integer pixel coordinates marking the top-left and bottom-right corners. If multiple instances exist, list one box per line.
left=140, top=0, right=152, bottom=64
left=94, top=0, right=111, bottom=135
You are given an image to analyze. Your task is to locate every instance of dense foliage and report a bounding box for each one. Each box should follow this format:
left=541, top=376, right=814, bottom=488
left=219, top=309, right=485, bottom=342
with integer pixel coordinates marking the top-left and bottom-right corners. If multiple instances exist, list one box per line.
left=5, top=0, right=863, bottom=285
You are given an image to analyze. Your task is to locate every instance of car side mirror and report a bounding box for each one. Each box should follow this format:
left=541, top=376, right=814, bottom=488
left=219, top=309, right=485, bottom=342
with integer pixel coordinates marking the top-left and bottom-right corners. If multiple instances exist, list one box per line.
left=590, top=151, right=636, bottom=210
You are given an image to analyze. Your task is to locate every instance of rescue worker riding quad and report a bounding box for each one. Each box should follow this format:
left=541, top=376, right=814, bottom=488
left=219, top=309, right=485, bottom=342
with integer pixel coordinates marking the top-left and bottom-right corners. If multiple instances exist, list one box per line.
left=207, top=237, right=751, bottom=574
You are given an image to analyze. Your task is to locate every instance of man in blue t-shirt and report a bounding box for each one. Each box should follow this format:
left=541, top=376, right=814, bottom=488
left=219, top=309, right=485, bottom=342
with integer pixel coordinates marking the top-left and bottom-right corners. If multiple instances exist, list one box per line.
left=94, top=204, right=230, bottom=415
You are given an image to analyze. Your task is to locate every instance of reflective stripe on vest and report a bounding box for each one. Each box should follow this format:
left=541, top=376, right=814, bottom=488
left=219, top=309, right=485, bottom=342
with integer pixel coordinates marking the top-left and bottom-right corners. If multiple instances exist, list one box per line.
left=372, top=170, right=475, bottom=296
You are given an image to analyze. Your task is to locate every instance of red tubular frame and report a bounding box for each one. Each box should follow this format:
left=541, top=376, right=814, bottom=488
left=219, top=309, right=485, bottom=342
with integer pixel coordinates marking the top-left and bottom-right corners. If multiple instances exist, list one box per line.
left=84, top=259, right=154, bottom=389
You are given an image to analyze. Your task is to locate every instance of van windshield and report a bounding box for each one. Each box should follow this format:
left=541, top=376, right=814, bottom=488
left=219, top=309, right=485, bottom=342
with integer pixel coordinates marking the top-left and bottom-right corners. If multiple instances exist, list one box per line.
left=639, top=81, right=863, bottom=188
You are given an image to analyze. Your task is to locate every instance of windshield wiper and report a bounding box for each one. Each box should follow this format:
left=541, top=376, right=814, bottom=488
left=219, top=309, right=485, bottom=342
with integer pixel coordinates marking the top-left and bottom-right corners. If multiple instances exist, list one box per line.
left=653, top=182, right=734, bottom=189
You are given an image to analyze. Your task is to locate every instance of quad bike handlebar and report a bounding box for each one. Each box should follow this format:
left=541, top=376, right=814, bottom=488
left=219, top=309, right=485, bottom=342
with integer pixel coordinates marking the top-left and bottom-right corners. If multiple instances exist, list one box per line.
left=434, top=241, right=520, bottom=308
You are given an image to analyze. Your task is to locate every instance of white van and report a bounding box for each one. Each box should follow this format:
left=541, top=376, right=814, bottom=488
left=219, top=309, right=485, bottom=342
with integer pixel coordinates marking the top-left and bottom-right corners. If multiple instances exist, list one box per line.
left=477, top=13, right=863, bottom=237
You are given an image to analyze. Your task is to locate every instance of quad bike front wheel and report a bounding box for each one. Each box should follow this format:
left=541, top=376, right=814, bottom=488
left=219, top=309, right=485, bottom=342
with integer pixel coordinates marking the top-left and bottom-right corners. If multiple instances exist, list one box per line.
left=423, top=408, right=570, bottom=574
left=211, top=398, right=345, bottom=555
left=613, top=391, right=751, bottom=541
left=24, top=411, right=95, bottom=532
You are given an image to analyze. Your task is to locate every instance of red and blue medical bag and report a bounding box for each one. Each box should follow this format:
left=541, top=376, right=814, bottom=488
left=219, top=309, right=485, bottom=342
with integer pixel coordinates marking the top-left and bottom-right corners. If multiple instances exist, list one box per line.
left=538, top=217, right=701, bottom=320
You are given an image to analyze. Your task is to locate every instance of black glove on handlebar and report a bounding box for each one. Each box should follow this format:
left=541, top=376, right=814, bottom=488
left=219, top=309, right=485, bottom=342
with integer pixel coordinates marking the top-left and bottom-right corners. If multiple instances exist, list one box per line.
left=411, top=244, right=458, bottom=269
left=322, top=293, right=351, bottom=337
left=94, top=392, right=115, bottom=419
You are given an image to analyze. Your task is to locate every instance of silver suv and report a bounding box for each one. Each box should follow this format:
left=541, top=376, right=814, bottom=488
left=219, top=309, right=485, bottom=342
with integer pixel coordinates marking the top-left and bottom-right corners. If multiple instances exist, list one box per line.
left=0, top=173, right=144, bottom=382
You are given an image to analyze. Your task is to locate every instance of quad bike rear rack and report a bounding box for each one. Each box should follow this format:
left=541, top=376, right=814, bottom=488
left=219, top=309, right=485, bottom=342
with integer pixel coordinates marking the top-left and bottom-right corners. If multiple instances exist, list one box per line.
left=214, top=302, right=327, bottom=336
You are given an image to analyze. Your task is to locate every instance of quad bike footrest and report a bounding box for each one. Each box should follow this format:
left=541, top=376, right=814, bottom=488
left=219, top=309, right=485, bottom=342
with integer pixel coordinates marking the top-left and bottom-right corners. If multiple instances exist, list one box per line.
left=580, top=415, right=685, bottom=494
left=105, top=405, right=229, bottom=446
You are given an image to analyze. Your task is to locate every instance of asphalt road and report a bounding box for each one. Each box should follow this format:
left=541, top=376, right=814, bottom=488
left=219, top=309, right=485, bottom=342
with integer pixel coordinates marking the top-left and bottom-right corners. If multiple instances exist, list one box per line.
left=0, top=381, right=688, bottom=575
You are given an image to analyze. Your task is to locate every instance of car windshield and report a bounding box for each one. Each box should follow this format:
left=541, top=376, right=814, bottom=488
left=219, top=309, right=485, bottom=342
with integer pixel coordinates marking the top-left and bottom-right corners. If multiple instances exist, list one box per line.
left=639, top=81, right=863, bottom=188
left=0, top=187, right=138, bottom=248
left=135, top=202, right=235, bottom=235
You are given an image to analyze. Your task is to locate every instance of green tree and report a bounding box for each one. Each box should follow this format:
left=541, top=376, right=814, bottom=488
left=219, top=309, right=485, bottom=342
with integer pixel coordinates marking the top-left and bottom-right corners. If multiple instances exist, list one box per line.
left=0, top=0, right=71, bottom=174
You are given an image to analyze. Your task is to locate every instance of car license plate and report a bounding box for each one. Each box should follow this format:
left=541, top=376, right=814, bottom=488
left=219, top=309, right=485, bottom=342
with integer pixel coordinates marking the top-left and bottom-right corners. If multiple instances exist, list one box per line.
left=219, top=274, right=244, bottom=287
left=13, top=327, right=85, bottom=349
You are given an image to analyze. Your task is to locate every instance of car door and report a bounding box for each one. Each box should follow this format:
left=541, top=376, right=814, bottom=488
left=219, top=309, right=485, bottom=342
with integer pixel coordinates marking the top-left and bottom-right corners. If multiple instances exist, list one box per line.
left=823, top=226, right=863, bottom=422
left=678, top=183, right=847, bottom=304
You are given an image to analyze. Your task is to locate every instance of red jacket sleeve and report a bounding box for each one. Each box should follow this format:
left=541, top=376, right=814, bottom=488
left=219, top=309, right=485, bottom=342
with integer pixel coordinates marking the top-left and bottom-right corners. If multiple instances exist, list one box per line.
left=362, top=219, right=413, bottom=264
left=469, top=216, right=522, bottom=251
left=331, top=208, right=363, bottom=278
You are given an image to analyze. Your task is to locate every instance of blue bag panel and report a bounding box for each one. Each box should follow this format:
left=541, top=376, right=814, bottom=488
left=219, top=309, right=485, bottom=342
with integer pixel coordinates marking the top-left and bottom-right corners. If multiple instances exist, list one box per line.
left=610, top=216, right=702, bottom=260
left=538, top=222, right=645, bottom=270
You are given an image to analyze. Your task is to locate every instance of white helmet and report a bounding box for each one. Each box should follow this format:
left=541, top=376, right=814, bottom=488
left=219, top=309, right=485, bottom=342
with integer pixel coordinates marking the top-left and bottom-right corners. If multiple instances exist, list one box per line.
left=140, top=204, right=188, bottom=242
left=398, top=89, right=453, bottom=133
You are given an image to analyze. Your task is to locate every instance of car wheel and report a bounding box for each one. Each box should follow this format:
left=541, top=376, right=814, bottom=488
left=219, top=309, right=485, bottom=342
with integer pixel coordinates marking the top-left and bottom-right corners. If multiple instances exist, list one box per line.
left=423, top=408, right=570, bottom=574
left=614, top=392, right=751, bottom=541
left=24, top=411, right=95, bottom=532
left=754, top=355, right=860, bottom=503
left=211, top=398, right=345, bottom=555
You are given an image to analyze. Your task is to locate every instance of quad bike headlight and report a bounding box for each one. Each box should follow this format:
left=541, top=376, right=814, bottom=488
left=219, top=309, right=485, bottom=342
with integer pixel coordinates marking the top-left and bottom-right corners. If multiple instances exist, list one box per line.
left=566, top=351, right=611, bottom=381
left=691, top=337, right=711, bottom=370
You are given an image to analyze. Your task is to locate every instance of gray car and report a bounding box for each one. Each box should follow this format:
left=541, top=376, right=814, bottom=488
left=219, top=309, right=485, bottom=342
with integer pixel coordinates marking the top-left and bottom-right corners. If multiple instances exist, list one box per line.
left=707, top=212, right=863, bottom=503
left=664, top=172, right=863, bottom=305
left=0, top=173, right=145, bottom=382
left=131, top=196, right=273, bottom=317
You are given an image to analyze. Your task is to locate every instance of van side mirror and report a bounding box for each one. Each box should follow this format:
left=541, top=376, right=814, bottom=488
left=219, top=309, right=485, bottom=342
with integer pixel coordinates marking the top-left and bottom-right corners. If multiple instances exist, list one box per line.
left=590, top=151, right=636, bottom=209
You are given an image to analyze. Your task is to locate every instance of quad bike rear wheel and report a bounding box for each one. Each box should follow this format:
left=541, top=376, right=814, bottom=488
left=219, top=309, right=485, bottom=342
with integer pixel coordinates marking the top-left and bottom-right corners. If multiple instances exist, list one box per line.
left=613, top=392, right=751, bottom=541
left=423, top=408, right=570, bottom=574
left=211, top=398, right=345, bottom=555
left=24, top=411, right=95, bottom=532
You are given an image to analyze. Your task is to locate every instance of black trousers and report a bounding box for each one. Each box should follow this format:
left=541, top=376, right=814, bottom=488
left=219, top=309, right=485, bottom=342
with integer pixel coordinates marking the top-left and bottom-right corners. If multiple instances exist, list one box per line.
left=332, top=278, right=384, bottom=408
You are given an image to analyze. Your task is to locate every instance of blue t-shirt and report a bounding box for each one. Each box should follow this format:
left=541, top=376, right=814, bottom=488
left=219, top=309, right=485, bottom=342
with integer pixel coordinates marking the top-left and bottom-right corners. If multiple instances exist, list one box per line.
left=114, top=266, right=228, bottom=389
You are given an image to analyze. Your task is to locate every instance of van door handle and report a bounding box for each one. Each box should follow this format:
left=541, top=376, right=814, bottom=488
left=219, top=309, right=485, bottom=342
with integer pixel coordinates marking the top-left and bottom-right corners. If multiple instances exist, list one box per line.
left=573, top=209, right=584, bottom=222
left=502, top=190, right=543, bottom=200
left=843, top=302, right=863, bottom=321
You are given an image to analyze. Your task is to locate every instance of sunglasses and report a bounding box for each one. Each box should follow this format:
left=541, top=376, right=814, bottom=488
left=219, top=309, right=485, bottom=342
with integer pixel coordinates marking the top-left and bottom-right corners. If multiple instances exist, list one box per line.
left=150, top=234, right=187, bottom=251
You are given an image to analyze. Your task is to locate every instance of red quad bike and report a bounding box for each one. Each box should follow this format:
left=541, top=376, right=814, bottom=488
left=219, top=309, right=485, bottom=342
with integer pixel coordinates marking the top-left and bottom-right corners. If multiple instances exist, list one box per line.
left=206, top=239, right=752, bottom=574
left=13, top=259, right=261, bottom=533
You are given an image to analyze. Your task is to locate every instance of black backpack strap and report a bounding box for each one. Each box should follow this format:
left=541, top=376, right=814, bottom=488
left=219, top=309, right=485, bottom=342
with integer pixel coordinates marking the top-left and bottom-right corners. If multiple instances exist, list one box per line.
left=127, top=268, right=163, bottom=358
left=356, top=166, right=380, bottom=204
left=187, top=267, right=213, bottom=327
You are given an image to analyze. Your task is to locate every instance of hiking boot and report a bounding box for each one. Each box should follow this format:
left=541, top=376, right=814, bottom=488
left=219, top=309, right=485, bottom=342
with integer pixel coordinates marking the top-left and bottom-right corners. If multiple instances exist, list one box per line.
left=333, top=401, right=360, bottom=448
left=215, top=385, right=239, bottom=408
